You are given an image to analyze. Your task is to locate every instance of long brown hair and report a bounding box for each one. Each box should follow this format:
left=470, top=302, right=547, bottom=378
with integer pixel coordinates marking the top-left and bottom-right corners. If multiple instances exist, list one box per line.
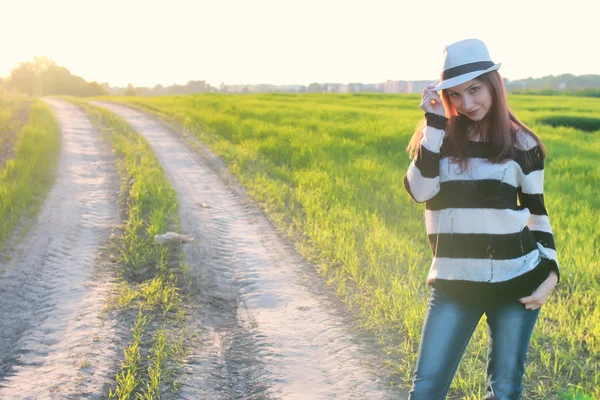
left=406, top=71, right=546, bottom=172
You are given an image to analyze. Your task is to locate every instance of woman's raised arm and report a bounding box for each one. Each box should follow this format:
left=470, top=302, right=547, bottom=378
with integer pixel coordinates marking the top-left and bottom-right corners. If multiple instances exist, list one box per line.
left=403, top=112, right=447, bottom=203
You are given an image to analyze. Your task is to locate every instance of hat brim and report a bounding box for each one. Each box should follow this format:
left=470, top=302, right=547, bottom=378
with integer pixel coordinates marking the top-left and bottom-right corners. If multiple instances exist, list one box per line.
left=433, top=62, right=502, bottom=91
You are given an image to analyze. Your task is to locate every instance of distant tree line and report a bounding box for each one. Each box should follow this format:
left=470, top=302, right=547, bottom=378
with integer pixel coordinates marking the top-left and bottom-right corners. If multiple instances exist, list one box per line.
left=505, top=74, right=600, bottom=97
left=511, top=88, right=600, bottom=98
left=110, top=80, right=218, bottom=96
left=2, top=58, right=598, bottom=98
left=210, top=75, right=600, bottom=96
left=1, top=56, right=106, bottom=97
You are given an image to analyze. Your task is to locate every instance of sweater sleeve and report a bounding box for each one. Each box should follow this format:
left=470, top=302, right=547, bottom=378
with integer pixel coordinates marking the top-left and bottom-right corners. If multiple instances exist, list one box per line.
left=403, top=112, right=447, bottom=203
left=518, top=144, right=561, bottom=282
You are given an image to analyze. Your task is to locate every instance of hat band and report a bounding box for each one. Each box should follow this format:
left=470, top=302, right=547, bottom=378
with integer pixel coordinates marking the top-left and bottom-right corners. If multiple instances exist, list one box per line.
left=442, top=61, right=495, bottom=80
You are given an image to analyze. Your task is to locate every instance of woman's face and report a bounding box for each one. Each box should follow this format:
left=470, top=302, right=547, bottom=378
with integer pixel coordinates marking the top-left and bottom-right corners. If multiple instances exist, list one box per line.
left=445, top=79, right=493, bottom=121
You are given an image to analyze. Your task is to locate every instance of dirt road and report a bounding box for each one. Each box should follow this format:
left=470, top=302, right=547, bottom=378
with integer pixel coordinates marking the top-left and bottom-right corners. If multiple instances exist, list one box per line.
left=0, top=99, right=121, bottom=398
left=93, top=102, right=404, bottom=400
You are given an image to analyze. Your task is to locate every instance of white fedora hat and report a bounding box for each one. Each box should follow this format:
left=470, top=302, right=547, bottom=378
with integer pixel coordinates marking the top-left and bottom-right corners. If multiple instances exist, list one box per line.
left=433, top=38, right=501, bottom=91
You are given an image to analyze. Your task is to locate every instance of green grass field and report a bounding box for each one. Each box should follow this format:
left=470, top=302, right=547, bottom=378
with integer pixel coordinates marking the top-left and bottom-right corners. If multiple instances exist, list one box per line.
left=0, top=94, right=60, bottom=249
left=98, top=92, right=599, bottom=399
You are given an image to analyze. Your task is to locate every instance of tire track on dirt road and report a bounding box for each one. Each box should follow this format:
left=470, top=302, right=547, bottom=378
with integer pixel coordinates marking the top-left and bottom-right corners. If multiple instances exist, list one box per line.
left=93, top=102, right=404, bottom=400
left=0, top=99, right=121, bottom=399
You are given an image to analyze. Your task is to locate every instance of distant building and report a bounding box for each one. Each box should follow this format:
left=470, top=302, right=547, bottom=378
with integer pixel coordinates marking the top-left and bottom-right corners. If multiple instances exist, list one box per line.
left=384, top=80, right=408, bottom=93
left=348, top=83, right=362, bottom=93
left=362, top=83, right=377, bottom=92
left=325, top=83, right=344, bottom=93
left=409, top=81, right=431, bottom=94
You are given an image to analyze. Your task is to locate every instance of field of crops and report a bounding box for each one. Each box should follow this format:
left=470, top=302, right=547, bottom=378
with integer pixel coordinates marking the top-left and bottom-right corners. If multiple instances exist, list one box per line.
left=103, top=92, right=600, bottom=399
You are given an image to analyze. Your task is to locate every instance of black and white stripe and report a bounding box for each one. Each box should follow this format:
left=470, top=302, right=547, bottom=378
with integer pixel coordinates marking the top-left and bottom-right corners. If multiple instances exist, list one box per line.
left=404, top=114, right=559, bottom=284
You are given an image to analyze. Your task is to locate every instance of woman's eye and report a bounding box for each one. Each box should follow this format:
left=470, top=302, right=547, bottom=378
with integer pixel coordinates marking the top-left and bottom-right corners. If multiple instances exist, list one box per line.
left=471, top=87, right=480, bottom=93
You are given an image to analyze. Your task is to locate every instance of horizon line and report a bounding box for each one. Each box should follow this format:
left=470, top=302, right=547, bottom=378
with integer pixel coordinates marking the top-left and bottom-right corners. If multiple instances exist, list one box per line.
left=108, top=72, right=599, bottom=89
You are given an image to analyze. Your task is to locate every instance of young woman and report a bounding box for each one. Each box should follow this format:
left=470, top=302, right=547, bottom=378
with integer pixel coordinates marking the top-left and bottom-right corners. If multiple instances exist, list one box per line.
left=403, top=38, right=560, bottom=399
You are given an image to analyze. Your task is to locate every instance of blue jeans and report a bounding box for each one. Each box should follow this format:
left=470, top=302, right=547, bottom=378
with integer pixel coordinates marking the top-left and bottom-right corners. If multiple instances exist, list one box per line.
left=408, top=286, right=540, bottom=400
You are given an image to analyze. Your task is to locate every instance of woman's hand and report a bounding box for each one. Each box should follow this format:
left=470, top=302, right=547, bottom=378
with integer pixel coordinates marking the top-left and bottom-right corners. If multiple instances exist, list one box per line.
left=519, top=271, right=559, bottom=310
left=420, top=81, right=445, bottom=117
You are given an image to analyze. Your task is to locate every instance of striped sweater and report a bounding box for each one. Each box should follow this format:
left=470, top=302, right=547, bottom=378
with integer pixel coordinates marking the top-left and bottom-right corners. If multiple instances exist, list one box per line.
left=404, top=113, right=560, bottom=302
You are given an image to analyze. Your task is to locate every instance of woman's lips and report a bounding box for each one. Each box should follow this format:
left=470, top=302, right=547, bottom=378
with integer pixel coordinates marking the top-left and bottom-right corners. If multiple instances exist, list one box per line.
left=467, top=109, right=480, bottom=116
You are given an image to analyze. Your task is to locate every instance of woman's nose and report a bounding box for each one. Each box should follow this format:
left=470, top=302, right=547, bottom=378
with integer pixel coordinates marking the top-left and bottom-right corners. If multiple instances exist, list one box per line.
left=463, top=96, right=473, bottom=109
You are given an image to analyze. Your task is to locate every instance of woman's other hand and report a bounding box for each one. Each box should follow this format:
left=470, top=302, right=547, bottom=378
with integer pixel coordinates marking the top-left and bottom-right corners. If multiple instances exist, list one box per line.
left=420, top=82, right=445, bottom=117
left=519, top=271, right=559, bottom=310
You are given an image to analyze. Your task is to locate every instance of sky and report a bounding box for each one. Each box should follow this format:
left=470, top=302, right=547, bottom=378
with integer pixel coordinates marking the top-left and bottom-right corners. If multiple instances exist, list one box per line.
left=1, top=0, right=598, bottom=88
